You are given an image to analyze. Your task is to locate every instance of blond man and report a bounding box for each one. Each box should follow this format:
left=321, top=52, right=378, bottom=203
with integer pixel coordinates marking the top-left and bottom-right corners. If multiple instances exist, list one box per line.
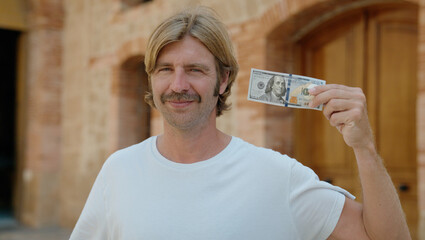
left=70, top=7, right=410, bottom=240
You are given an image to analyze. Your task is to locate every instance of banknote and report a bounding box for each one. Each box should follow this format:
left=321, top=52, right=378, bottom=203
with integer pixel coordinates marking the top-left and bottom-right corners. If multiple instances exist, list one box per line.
left=247, top=68, right=326, bottom=110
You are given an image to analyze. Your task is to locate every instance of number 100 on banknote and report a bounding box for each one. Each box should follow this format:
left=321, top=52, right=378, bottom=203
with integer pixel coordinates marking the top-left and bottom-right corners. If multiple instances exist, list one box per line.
left=247, top=68, right=326, bottom=111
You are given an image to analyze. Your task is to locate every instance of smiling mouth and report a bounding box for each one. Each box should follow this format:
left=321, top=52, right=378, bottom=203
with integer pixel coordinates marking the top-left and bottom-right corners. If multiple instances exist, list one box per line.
left=161, top=92, right=201, bottom=104
left=168, top=101, right=193, bottom=108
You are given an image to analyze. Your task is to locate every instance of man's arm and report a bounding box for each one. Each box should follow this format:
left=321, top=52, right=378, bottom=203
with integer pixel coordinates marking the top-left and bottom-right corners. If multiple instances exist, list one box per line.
left=309, top=84, right=411, bottom=240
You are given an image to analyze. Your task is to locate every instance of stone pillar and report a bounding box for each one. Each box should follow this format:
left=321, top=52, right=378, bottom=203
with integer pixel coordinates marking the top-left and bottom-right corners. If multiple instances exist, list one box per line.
left=15, top=0, right=63, bottom=227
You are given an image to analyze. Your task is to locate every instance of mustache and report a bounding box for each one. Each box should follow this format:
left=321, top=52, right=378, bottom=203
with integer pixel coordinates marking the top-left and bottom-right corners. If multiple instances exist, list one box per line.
left=160, top=92, right=201, bottom=104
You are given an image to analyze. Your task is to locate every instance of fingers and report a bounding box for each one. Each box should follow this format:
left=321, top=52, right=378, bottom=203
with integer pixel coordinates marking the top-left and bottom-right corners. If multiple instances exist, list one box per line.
left=328, top=106, right=374, bottom=148
left=309, top=84, right=352, bottom=94
left=322, top=99, right=359, bottom=121
left=308, top=84, right=373, bottom=149
left=310, top=84, right=367, bottom=124
left=309, top=84, right=365, bottom=108
left=327, top=106, right=363, bottom=128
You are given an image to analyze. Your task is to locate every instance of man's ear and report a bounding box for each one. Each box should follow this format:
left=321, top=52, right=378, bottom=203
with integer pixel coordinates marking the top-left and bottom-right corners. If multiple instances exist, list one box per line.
left=219, top=70, right=230, bottom=95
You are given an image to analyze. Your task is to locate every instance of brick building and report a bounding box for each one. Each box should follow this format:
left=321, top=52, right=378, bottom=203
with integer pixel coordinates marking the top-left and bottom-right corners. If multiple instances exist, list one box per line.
left=0, top=0, right=424, bottom=239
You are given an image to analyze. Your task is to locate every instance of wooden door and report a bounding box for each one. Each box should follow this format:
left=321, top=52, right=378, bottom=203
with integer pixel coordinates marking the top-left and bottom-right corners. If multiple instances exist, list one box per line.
left=367, top=7, right=418, bottom=238
left=295, top=6, right=418, bottom=238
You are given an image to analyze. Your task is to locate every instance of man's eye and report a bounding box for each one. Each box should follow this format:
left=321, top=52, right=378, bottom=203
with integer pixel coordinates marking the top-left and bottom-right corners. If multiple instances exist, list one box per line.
left=190, top=68, right=202, bottom=73
left=158, top=67, right=171, bottom=72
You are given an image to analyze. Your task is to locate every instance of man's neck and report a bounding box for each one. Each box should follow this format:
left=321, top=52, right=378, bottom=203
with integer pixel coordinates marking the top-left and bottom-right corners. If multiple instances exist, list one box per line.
left=156, top=118, right=231, bottom=164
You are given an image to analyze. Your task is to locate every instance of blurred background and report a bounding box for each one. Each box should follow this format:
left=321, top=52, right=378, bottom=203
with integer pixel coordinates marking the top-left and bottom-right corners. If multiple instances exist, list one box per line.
left=0, top=0, right=423, bottom=239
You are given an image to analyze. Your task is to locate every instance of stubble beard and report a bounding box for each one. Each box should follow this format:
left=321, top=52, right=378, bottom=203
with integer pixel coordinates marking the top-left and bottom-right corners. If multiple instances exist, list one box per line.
left=155, top=90, right=219, bottom=131
left=154, top=79, right=221, bottom=131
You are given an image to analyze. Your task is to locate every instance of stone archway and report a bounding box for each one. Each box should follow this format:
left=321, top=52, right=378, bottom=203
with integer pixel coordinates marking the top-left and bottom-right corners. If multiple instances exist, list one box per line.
left=110, top=55, right=151, bottom=152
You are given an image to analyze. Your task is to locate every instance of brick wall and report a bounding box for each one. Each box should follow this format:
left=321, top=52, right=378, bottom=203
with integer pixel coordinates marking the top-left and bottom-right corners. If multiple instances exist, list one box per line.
left=57, top=1, right=425, bottom=239
left=14, top=0, right=64, bottom=227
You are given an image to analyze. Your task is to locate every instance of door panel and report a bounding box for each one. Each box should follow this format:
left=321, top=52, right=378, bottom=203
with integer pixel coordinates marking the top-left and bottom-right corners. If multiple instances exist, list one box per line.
left=295, top=6, right=418, bottom=238
left=369, top=9, right=417, bottom=169
left=367, top=7, right=418, bottom=237
left=295, top=14, right=365, bottom=197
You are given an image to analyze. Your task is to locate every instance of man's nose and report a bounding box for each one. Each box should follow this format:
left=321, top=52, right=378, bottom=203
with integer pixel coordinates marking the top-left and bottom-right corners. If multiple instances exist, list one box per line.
left=170, top=69, right=190, bottom=93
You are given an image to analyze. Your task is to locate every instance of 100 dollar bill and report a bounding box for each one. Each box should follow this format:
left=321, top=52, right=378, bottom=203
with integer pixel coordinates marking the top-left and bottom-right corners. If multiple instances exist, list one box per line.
left=247, top=68, right=326, bottom=110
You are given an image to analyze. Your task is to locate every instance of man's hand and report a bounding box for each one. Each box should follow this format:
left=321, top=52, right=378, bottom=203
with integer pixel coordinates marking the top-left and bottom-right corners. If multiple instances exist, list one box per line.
left=309, top=84, right=411, bottom=239
left=309, top=84, right=374, bottom=150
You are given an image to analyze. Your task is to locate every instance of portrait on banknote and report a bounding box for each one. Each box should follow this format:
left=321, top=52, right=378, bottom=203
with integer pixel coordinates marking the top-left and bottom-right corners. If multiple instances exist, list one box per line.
left=258, top=75, right=287, bottom=104
left=248, top=68, right=326, bottom=110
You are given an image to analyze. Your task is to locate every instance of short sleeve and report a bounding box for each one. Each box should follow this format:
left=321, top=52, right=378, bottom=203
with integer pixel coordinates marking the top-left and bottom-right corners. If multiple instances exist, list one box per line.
left=69, top=168, right=108, bottom=240
left=288, top=158, right=355, bottom=240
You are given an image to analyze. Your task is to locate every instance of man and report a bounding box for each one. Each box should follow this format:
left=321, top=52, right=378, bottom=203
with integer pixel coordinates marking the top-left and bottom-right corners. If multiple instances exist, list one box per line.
left=70, top=6, right=410, bottom=240
left=259, top=75, right=287, bottom=104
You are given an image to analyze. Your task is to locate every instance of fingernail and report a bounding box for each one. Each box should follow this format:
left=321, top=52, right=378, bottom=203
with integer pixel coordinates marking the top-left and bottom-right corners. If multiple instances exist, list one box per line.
left=308, top=87, right=316, bottom=95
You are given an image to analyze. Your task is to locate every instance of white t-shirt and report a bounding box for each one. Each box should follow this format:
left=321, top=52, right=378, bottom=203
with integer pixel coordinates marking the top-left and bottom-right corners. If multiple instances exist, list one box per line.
left=70, top=136, right=354, bottom=240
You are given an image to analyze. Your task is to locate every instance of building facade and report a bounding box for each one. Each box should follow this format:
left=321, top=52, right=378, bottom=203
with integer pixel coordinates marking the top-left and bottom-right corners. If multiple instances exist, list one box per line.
left=1, top=0, right=424, bottom=239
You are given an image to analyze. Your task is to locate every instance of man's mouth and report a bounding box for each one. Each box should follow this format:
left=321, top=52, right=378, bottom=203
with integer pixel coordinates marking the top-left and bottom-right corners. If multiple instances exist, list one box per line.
left=160, top=92, right=201, bottom=105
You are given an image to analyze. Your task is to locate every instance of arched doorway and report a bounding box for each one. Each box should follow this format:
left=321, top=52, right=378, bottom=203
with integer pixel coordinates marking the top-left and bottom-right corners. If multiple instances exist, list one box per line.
left=295, top=5, right=418, bottom=237
left=267, top=1, right=418, bottom=238
left=111, top=56, right=151, bottom=151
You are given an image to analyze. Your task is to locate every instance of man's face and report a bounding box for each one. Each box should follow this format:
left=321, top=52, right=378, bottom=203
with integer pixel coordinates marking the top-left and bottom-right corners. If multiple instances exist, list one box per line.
left=272, top=76, right=286, bottom=97
left=151, top=35, right=228, bottom=130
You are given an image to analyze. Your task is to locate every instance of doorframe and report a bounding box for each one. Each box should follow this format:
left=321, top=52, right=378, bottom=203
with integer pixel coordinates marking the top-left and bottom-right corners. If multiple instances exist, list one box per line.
left=0, top=0, right=27, bottom=225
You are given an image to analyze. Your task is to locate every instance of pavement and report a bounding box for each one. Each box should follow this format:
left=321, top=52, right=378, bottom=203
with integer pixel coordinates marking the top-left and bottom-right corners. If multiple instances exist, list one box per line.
left=0, top=217, right=71, bottom=240
left=0, top=227, right=71, bottom=240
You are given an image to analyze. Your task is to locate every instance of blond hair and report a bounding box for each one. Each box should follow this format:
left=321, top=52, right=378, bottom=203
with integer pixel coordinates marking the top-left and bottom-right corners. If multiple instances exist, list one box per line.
left=144, top=6, right=239, bottom=116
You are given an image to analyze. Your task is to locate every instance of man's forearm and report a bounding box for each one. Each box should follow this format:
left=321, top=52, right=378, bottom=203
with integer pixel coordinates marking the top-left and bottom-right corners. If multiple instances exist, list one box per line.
left=309, top=84, right=411, bottom=239
left=354, top=143, right=411, bottom=239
